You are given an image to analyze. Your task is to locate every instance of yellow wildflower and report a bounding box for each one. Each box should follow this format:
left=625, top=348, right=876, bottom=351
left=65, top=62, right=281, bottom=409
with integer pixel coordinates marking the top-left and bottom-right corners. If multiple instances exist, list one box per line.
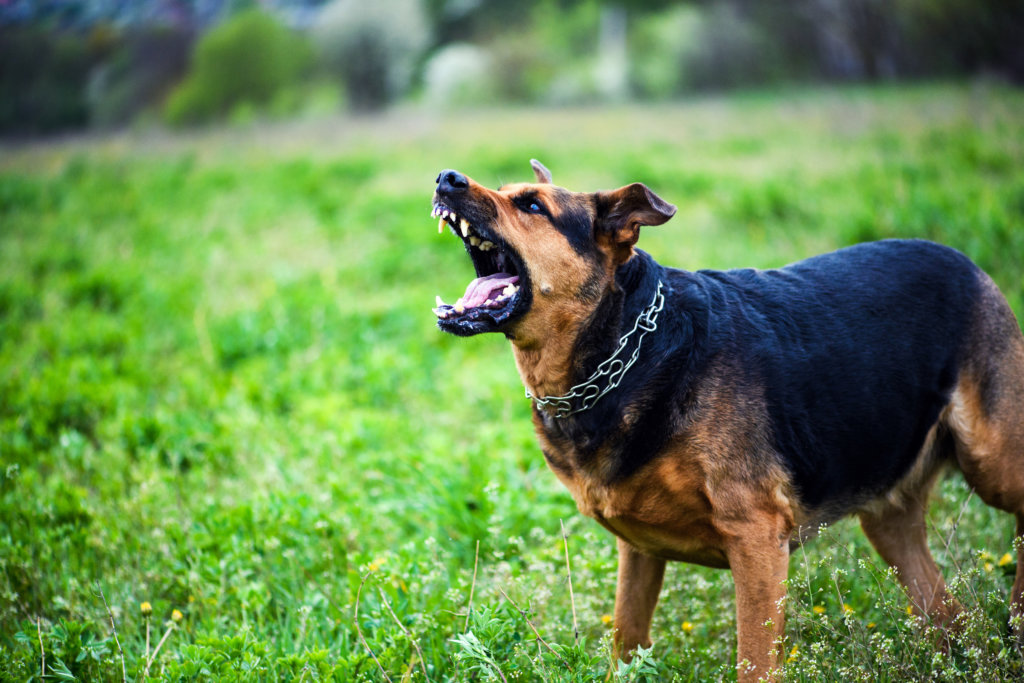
left=787, top=645, right=799, bottom=663
left=601, top=614, right=613, bottom=626
left=985, top=562, right=994, bottom=572
left=999, top=553, right=1014, bottom=567
left=842, top=604, right=854, bottom=615
left=905, top=605, right=914, bottom=615
left=867, top=622, right=876, bottom=629
left=812, top=605, right=826, bottom=615
left=140, top=601, right=153, bottom=617
left=682, top=621, right=694, bottom=633
left=171, top=609, right=183, bottom=623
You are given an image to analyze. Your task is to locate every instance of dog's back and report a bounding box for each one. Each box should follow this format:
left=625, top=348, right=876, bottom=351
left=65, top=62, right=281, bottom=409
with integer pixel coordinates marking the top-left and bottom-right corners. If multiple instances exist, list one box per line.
left=690, top=239, right=981, bottom=510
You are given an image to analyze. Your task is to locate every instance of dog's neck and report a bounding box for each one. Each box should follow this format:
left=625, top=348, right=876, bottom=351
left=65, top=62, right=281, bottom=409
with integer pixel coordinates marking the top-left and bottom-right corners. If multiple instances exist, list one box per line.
left=511, top=251, right=664, bottom=410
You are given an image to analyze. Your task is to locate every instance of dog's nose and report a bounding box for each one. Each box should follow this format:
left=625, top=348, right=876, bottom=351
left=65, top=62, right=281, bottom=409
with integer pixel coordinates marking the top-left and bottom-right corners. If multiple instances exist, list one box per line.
left=436, top=169, right=469, bottom=194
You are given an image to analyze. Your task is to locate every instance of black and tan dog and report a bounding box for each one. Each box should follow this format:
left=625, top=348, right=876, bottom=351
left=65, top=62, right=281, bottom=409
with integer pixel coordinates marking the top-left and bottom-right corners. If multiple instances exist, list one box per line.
left=429, top=160, right=1024, bottom=680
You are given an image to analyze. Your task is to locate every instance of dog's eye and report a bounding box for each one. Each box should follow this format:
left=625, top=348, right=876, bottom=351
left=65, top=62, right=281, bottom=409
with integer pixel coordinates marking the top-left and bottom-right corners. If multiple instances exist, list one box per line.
left=515, top=196, right=546, bottom=215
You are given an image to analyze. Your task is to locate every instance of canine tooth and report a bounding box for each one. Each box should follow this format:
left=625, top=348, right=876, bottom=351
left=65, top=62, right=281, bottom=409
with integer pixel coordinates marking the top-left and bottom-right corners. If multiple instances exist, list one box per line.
left=438, top=218, right=445, bottom=233
left=454, top=301, right=465, bottom=314
left=459, top=219, right=469, bottom=237
left=480, top=240, right=494, bottom=251
left=503, top=284, right=517, bottom=296
left=469, top=236, right=481, bottom=246
left=436, top=295, right=445, bottom=307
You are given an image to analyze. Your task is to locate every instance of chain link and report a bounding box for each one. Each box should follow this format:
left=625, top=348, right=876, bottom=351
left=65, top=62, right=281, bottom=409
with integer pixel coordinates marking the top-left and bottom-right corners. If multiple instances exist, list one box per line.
left=526, top=280, right=666, bottom=418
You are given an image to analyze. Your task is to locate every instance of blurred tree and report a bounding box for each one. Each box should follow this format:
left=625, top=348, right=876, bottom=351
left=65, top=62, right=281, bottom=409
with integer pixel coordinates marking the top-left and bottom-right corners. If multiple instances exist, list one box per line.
left=899, top=0, right=1024, bottom=83
left=312, top=0, right=430, bottom=111
left=89, top=26, right=195, bottom=127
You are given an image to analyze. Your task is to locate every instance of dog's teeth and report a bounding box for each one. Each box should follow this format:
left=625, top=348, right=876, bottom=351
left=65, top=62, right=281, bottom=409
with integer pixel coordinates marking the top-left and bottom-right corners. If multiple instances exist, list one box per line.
left=459, top=219, right=470, bottom=237
left=469, top=236, right=481, bottom=247
left=454, top=300, right=465, bottom=314
left=433, top=307, right=446, bottom=318
left=442, top=209, right=449, bottom=220
left=436, top=295, right=445, bottom=307
left=438, top=218, right=445, bottom=234
left=480, top=240, right=494, bottom=251
left=503, top=284, right=517, bottom=296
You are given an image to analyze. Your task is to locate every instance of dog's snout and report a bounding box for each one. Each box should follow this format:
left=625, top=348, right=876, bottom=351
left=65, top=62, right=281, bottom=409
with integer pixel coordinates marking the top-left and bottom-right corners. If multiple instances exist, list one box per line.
left=437, top=169, right=469, bottom=195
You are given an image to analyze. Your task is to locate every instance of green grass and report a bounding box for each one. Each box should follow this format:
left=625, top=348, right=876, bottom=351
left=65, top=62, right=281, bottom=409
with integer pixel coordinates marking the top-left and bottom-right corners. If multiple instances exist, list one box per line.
left=2, top=83, right=1024, bottom=681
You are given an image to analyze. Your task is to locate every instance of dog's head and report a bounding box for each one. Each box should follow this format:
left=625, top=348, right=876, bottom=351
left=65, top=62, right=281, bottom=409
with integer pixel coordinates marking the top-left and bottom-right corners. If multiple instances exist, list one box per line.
left=431, top=160, right=676, bottom=344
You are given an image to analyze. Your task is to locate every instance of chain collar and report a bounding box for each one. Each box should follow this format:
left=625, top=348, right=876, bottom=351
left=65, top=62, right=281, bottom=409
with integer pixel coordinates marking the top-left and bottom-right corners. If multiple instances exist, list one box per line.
left=526, top=280, right=666, bottom=418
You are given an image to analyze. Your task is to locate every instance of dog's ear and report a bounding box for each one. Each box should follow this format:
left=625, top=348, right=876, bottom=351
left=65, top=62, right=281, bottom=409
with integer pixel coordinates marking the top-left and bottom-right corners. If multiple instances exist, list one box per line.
left=530, top=159, right=553, bottom=184
left=595, top=183, right=676, bottom=261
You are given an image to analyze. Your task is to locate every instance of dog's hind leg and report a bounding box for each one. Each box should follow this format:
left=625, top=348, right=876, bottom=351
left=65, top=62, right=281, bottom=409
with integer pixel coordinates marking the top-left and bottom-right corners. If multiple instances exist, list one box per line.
left=944, top=273, right=1024, bottom=642
left=612, top=538, right=666, bottom=661
left=858, top=469, right=963, bottom=627
left=951, top=377, right=1024, bottom=642
left=946, top=303, right=1024, bottom=643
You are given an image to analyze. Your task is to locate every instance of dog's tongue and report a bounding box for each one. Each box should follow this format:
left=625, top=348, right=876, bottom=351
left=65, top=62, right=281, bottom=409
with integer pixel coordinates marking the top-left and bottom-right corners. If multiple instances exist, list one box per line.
left=462, top=273, right=518, bottom=308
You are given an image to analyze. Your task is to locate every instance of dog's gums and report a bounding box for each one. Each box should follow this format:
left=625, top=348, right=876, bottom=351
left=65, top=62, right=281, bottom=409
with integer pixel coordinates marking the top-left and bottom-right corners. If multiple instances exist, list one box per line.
left=429, top=198, right=529, bottom=335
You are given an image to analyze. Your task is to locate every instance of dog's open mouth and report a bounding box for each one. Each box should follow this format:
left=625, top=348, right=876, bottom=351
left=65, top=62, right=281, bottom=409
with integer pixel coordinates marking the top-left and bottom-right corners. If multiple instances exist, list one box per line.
left=431, top=199, right=531, bottom=336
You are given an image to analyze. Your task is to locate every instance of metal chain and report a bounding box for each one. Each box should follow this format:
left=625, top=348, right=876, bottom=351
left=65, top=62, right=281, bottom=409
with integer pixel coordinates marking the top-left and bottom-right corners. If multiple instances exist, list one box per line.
left=526, top=280, right=666, bottom=418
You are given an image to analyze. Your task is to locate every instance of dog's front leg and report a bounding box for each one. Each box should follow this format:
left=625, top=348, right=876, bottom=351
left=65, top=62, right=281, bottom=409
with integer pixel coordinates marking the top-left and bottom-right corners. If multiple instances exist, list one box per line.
left=612, top=537, right=666, bottom=660
left=725, top=519, right=791, bottom=682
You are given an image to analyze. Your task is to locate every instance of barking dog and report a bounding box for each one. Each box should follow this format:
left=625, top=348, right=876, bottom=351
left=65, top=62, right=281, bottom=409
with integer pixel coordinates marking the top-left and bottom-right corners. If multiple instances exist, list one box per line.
left=430, top=160, right=1024, bottom=680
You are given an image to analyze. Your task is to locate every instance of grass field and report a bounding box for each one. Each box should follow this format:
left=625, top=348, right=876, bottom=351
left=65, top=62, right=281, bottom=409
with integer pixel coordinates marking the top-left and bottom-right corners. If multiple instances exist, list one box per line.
left=2, top=83, right=1024, bottom=681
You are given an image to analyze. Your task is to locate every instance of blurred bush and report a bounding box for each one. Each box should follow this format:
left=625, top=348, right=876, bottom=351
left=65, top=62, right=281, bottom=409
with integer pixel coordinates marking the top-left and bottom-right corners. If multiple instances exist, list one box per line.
left=312, top=0, right=430, bottom=111
left=486, top=32, right=558, bottom=104
left=164, top=9, right=312, bottom=127
left=0, top=27, right=103, bottom=135
left=423, top=43, right=495, bottom=107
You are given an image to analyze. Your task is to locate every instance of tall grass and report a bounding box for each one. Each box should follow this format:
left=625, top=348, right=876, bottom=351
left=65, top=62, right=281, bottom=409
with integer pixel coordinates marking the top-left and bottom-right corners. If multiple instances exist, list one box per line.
left=1, top=84, right=1023, bottom=680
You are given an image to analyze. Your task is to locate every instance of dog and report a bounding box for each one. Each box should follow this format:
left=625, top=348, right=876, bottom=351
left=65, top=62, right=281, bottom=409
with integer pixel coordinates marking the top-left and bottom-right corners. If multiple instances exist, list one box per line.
left=429, top=160, right=1024, bottom=680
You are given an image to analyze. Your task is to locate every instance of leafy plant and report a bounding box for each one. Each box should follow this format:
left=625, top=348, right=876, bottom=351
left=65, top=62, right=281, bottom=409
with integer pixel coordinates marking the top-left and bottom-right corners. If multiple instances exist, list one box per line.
left=164, top=10, right=312, bottom=126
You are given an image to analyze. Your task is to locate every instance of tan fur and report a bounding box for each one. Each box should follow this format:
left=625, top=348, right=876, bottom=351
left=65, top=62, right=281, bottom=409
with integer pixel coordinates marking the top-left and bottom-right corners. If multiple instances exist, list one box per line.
left=486, top=184, right=609, bottom=397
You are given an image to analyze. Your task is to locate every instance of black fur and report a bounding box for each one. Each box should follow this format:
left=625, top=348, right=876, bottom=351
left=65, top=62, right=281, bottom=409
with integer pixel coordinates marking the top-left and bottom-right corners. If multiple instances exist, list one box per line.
left=544, top=239, right=982, bottom=510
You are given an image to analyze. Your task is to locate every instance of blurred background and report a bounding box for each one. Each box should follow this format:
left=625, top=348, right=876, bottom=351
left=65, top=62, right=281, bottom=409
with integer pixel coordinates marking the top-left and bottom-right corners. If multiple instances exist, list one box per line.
left=2, top=0, right=1023, bottom=136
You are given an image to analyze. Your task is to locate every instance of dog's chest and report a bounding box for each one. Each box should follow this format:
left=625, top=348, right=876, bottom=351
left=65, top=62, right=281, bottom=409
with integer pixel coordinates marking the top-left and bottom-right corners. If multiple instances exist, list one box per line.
left=539, top=436, right=730, bottom=567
